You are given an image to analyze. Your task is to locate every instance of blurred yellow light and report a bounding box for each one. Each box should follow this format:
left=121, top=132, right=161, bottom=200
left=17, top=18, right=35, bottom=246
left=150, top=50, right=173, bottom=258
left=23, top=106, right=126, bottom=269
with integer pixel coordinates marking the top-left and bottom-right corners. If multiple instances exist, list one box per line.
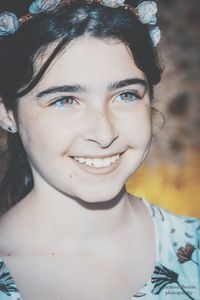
left=126, top=150, right=200, bottom=219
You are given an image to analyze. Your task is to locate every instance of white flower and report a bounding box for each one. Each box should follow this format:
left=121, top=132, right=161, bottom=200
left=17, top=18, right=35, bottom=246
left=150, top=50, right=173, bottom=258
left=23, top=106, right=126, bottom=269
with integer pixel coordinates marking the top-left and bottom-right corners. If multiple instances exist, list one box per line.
left=0, top=12, right=19, bottom=36
left=29, top=0, right=61, bottom=14
left=149, top=26, right=161, bottom=46
left=136, top=1, right=158, bottom=25
left=100, top=0, right=125, bottom=8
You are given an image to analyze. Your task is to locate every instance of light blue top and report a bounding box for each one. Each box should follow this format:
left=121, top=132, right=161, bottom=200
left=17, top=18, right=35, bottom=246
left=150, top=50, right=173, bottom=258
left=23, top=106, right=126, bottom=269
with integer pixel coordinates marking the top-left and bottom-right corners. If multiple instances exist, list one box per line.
left=0, top=198, right=200, bottom=300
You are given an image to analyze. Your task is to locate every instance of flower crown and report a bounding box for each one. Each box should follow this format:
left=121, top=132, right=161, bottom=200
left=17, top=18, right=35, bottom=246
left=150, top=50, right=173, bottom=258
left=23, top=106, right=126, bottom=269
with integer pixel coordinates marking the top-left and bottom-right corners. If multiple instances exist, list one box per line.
left=0, top=0, right=161, bottom=46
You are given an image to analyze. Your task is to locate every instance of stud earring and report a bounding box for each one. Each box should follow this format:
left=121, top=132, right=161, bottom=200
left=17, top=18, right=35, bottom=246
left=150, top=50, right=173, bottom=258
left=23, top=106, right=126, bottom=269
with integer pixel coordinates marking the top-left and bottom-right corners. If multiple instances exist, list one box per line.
left=8, top=126, right=15, bottom=133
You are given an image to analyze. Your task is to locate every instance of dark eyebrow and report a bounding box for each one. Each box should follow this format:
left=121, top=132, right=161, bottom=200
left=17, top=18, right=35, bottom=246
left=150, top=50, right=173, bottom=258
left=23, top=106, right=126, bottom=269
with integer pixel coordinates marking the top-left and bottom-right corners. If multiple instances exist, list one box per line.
left=36, top=78, right=147, bottom=98
left=108, top=78, right=146, bottom=91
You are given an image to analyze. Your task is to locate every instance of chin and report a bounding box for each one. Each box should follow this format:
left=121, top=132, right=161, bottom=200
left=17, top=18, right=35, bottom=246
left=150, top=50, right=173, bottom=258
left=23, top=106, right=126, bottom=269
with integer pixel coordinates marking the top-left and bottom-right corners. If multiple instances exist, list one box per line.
left=70, top=184, right=123, bottom=205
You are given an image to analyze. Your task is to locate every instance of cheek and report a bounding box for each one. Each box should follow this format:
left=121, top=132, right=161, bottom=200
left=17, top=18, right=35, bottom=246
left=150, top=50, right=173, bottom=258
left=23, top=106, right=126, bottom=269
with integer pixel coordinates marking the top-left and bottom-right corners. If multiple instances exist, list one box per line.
left=17, top=107, right=68, bottom=160
left=120, top=103, right=152, bottom=146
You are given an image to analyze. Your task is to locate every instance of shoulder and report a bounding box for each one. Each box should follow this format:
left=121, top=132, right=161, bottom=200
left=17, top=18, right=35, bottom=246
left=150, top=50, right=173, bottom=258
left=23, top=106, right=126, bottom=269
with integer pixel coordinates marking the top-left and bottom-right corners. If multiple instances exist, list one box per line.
left=0, top=257, right=20, bottom=299
left=142, top=198, right=200, bottom=263
left=143, top=198, right=200, bottom=235
left=156, top=203, right=200, bottom=258
left=145, top=198, right=200, bottom=267
left=147, top=199, right=200, bottom=248
left=0, top=208, right=26, bottom=257
left=141, top=199, right=200, bottom=298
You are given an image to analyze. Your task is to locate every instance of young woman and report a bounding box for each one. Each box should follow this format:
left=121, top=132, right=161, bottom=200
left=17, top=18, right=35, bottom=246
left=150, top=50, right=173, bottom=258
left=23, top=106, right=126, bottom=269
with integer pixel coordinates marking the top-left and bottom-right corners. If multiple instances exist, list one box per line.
left=0, top=0, right=199, bottom=299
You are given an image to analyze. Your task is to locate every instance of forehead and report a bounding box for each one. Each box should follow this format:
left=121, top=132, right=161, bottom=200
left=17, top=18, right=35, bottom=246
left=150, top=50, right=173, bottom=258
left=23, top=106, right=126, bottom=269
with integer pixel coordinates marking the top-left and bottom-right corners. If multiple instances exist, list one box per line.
left=34, top=35, right=145, bottom=92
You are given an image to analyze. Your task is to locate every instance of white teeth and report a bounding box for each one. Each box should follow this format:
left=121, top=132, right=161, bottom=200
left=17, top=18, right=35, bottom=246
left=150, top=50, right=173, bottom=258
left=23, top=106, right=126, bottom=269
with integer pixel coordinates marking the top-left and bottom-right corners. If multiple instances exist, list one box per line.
left=93, top=159, right=103, bottom=168
left=85, top=158, right=93, bottom=165
left=78, top=157, right=85, bottom=163
left=102, top=158, right=112, bottom=167
left=73, top=154, right=120, bottom=168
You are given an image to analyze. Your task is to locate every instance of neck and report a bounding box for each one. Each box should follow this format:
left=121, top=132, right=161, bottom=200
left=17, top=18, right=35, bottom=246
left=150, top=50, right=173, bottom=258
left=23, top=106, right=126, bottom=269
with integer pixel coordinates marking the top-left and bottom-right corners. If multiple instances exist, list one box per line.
left=20, top=185, right=137, bottom=243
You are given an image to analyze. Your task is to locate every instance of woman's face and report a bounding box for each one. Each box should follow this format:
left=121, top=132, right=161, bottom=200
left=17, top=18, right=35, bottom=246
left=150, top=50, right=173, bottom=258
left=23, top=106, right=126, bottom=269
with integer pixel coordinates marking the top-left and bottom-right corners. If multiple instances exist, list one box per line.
left=16, top=35, right=152, bottom=202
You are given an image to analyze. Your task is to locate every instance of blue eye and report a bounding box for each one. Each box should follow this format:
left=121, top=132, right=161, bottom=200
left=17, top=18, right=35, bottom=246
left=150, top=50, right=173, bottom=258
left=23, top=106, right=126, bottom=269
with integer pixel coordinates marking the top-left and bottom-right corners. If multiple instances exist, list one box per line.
left=115, top=92, right=140, bottom=104
left=52, top=97, right=78, bottom=108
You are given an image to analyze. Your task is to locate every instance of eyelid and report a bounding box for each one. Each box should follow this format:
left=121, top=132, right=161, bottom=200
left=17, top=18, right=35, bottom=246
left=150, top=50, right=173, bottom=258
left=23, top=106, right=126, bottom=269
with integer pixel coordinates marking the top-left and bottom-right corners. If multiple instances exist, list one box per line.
left=113, top=89, right=144, bottom=98
left=50, top=95, right=79, bottom=105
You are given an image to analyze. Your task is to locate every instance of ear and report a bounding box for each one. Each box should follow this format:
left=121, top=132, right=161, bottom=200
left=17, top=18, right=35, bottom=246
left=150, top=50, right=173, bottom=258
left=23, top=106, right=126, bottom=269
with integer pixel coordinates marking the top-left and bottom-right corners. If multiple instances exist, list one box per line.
left=0, top=98, right=17, bottom=133
left=150, top=106, right=166, bottom=138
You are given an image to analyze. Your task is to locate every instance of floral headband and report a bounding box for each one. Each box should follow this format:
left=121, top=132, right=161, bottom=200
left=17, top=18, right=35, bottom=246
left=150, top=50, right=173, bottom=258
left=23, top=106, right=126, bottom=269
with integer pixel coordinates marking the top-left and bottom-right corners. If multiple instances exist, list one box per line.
left=0, top=0, right=161, bottom=46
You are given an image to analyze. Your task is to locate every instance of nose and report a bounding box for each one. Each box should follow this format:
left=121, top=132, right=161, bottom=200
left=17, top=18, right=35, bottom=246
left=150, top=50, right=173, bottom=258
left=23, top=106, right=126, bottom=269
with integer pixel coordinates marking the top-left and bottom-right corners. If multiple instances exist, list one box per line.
left=83, top=109, right=119, bottom=148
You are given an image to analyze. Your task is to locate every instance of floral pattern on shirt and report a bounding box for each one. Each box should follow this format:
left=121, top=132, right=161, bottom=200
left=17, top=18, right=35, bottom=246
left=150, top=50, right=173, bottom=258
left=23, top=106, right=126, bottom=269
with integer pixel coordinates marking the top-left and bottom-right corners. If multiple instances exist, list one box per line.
left=132, top=198, right=200, bottom=300
left=0, top=260, right=21, bottom=300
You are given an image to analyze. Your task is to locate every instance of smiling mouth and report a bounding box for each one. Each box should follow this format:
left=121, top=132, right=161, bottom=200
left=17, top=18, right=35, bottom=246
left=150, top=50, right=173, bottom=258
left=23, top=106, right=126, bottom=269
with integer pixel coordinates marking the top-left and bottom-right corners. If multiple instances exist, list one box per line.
left=69, top=152, right=125, bottom=173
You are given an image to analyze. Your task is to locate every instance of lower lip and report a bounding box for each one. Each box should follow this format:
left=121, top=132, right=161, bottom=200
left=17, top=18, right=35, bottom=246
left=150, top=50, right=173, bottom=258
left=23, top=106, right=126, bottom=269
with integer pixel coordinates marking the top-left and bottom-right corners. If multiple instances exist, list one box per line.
left=70, top=152, right=125, bottom=175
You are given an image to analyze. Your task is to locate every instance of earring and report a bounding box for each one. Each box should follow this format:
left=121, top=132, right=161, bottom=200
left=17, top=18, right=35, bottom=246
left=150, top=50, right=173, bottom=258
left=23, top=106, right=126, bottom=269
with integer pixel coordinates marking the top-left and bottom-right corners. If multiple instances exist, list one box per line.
left=8, top=126, right=15, bottom=133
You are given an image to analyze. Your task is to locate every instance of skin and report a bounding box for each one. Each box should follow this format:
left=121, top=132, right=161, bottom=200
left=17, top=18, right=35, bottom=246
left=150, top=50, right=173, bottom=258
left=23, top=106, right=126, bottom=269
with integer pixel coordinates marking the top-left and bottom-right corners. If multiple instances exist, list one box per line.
left=0, top=35, right=156, bottom=300
left=0, top=34, right=153, bottom=243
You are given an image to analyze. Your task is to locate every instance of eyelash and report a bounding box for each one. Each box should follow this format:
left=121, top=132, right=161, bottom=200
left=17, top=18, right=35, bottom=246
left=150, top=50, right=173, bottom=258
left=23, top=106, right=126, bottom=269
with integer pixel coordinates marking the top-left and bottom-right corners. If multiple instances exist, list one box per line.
left=51, top=96, right=77, bottom=108
left=51, top=91, right=141, bottom=108
left=115, top=91, right=141, bottom=103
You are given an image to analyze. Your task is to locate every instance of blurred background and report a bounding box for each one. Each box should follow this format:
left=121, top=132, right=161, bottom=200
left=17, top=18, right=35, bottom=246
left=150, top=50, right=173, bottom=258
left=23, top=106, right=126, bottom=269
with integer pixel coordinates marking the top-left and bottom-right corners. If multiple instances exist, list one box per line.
left=126, top=0, right=200, bottom=218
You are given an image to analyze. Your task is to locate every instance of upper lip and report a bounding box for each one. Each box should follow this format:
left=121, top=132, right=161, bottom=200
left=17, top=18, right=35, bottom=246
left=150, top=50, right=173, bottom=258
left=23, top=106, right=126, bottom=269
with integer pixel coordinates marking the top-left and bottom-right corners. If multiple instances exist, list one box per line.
left=70, top=152, right=125, bottom=159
